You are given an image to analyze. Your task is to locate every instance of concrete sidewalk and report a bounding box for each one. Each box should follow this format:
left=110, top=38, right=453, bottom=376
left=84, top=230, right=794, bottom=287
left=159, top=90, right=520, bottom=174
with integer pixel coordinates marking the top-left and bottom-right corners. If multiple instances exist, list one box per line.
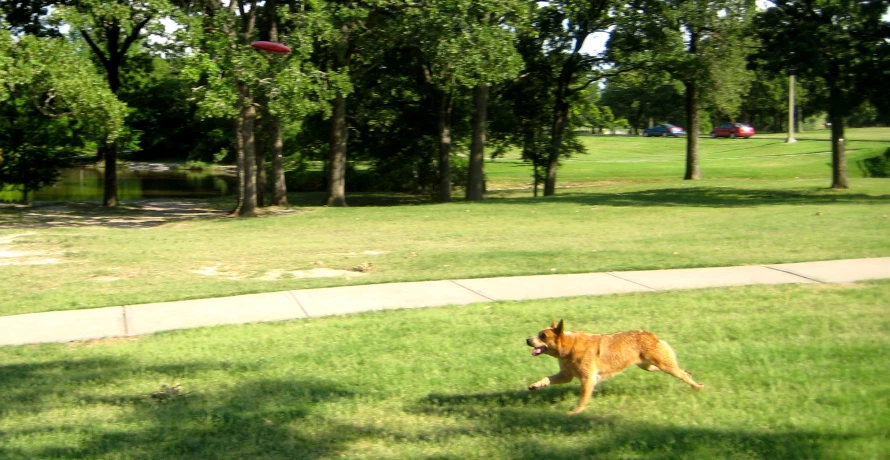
left=2, top=257, right=889, bottom=347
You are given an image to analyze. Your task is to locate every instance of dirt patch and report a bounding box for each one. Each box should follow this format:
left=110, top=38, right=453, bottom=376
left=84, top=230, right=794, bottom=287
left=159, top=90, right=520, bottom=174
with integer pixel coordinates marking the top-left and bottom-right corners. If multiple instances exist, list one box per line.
left=67, top=336, right=143, bottom=348
left=0, top=200, right=277, bottom=229
left=0, top=232, right=62, bottom=266
left=258, top=268, right=366, bottom=280
left=192, top=265, right=366, bottom=281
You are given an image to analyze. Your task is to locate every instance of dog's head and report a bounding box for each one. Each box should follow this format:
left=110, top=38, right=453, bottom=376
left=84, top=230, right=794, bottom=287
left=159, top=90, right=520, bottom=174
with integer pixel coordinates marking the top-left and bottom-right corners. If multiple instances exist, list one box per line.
left=526, top=319, right=564, bottom=357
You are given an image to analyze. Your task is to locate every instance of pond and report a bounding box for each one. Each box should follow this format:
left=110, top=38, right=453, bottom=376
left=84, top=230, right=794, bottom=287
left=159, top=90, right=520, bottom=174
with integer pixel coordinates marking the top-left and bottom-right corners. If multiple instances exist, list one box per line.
left=0, top=163, right=238, bottom=202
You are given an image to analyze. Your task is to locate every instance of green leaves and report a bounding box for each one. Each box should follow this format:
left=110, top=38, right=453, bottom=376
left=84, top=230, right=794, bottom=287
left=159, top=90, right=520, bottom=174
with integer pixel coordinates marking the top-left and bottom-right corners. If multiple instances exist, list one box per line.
left=752, top=0, right=890, bottom=117
left=404, top=0, right=526, bottom=89
left=1, top=32, right=127, bottom=138
left=0, top=31, right=127, bottom=199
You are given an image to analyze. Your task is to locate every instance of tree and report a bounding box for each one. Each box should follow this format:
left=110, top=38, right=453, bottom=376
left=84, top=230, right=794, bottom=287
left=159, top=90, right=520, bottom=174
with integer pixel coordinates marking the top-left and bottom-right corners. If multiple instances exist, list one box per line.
left=311, top=0, right=401, bottom=207
left=181, top=0, right=323, bottom=216
left=753, top=0, right=890, bottom=189
left=405, top=0, right=524, bottom=202
left=252, top=0, right=330, bottom=207
left=53, top=0, right=172, bottom=206
left=0, top=0, right=70, bottom=36
left=599, top=70, right=684, bottom=134
left=534, top=0, right=623, bottom=196
left=461, top=1, right=525, bottom=202
left=0, top=32, right=126, bottom=201
left=614, top=0, right=755, bottom=180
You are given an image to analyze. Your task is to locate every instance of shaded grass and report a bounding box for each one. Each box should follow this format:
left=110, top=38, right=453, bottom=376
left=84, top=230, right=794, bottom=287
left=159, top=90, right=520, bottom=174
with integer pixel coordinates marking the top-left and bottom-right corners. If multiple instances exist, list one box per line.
left=1, top=281, right=888, bottom=458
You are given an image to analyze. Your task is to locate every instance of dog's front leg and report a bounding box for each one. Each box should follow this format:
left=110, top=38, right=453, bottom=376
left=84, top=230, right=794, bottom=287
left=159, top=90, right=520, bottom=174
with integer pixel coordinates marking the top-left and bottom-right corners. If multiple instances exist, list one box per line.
left=567, top=375, right=596, bottom=415
left=528, top=370, right=572, bottom=390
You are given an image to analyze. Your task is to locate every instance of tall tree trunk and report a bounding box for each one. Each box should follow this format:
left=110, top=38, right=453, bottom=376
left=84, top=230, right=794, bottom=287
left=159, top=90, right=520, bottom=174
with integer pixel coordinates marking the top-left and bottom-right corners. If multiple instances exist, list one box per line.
left=466, top=84, right=488, bottom=201
left=239, top=83, right=258, bottom=217
left=829, top=108, right=848, bottom=189
left=684, top=80, right=700, bottom=180
left=102, top=56, right=122, bottom=207
left=327, top=92, right=348, bottom=207
left=270, top=116, right=288, bottom=206
left=683, top=29, right=701, bottom=181
left=255, top=119, right=266, bottom=207
left=79, top=16, right=150, bottom=207
left=267, top=0, right=288, bottom=207
left=232, top=116, right=245, bottom=215
left=544, top=88, right=569, bottom=196
left=102, top=142, right=118, bottom=206
left=437, top=90, right=454, bottom=202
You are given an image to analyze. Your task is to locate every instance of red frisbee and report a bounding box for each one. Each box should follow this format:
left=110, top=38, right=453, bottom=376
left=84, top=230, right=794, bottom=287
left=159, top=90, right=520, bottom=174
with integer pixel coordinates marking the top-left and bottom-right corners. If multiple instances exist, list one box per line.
left=250, top=41, right=291, bottom=54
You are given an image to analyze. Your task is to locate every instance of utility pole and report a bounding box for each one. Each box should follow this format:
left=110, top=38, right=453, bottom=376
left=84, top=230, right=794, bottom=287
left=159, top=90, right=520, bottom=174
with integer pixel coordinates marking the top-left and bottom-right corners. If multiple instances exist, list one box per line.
left=785, top=74, right=797, bottom=144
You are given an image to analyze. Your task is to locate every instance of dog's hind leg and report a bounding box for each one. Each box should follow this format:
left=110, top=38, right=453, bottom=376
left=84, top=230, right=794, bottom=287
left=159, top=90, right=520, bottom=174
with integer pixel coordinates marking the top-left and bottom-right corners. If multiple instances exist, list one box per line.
left=647, top=340, right=705, bottom=390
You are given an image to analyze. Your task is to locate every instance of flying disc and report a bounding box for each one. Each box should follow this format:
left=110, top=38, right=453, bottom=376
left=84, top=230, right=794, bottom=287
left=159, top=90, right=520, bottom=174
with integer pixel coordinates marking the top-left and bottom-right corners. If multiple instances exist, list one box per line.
left=250, top=41, right=291, bottom=53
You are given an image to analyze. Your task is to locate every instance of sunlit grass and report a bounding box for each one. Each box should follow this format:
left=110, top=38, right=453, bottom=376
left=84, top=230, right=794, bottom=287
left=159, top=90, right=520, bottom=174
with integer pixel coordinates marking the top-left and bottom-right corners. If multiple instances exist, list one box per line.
left=1, top=281, right=888, bottom=458
left=487, top=128, right=890, bottom=189
left=1, top=130, right=889, bottom=316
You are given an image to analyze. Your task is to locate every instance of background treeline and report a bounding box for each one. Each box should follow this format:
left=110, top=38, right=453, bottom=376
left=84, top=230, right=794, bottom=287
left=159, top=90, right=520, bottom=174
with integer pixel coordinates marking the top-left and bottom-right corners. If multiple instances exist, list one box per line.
left=1, top=0, right=888, bottom=210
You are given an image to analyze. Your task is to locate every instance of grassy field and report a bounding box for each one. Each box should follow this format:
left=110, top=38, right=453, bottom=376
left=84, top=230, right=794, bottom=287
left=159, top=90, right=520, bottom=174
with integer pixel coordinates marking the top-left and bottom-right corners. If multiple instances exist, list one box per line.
left=1, top=281, right=888, bottom=458
left=1, top=129, right=889, bottom=458
left=0, top=130, right=888, bottom=317
left=487, top=128, right=890, bottom=189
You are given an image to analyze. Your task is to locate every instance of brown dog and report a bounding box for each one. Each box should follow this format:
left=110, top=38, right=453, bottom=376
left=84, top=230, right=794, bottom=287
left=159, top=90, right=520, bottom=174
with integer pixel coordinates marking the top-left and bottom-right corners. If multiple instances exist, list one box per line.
left=526, top=320, right=704, bottom=414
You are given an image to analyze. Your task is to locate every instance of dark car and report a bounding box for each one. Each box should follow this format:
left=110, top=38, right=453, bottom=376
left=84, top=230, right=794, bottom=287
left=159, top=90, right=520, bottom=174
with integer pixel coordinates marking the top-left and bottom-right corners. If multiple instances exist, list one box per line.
left=710, top=122, right=755, bottom=138
left=642, top=124, right=685, bottom=137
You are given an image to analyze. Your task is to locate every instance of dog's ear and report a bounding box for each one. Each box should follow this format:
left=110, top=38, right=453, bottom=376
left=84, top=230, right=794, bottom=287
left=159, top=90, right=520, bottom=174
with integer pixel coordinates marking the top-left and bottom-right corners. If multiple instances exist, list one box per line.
left=554, top=319, right=564, bottom=336
left=550, top=319, right=557, bottom=329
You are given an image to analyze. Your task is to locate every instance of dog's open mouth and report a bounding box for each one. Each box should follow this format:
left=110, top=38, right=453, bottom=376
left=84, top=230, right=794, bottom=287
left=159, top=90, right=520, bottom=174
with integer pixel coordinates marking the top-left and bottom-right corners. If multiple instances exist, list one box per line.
left=531, top=346, right=547, bottom=356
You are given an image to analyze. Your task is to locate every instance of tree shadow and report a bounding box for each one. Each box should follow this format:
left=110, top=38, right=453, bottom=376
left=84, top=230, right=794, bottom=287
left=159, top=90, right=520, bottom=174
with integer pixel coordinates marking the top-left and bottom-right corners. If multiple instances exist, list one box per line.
left=39, top=378, right=362, bottom=459
left=488, top=186, right=890, bottom=208
left=0, top=358, right=376, bottom=459
left=0, top=200, right=230, bottom=229
left=411, top=389, right=855, bottom=459
left=857, top=147, right=890, bottom=178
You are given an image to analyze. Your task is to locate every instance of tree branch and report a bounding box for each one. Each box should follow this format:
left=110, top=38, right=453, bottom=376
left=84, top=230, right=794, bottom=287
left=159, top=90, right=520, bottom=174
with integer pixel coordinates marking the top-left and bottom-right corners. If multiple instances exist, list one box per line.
left=118, top=16, right=152, bottom=58
left=80, top=30, right=110, bottom=68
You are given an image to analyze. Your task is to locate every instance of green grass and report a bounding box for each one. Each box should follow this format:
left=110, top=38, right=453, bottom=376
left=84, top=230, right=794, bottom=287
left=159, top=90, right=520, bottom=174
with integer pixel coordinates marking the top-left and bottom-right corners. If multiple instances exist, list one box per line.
left=487, top=128, right=890, bottom=189
left=1, top=281, right=888, bottom=458
left=1, top=131, right=889, bottom=317
left=1, top=129, right=889, bottom=458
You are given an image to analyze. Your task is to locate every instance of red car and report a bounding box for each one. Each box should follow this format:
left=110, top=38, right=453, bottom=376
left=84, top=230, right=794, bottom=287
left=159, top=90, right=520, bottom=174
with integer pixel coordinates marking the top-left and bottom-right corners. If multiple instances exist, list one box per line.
left=710, top=123, right=755, bottom=138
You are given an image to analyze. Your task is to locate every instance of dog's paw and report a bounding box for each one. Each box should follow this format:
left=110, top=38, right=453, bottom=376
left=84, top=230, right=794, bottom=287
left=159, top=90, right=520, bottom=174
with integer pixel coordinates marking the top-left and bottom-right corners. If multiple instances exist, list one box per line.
left=528, top=379, right=548, bottom=391
left=567, top=406, right=587, bottom=415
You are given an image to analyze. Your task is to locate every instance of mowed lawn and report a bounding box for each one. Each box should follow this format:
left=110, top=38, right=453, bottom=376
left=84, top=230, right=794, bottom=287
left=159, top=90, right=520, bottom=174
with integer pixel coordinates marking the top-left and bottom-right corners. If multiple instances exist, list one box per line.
left=0, top=282, right=888, bottom=458
left=487, top=128, right=890, bottom=188
left=0, top=129, right=889, bottom=458
left=0, top=129, right=888, bottom=316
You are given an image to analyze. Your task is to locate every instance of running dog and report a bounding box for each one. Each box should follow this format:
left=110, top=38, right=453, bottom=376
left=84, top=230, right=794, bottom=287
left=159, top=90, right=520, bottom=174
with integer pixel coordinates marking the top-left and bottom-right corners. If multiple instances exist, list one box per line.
left=526, top=320, right=704, bottom=414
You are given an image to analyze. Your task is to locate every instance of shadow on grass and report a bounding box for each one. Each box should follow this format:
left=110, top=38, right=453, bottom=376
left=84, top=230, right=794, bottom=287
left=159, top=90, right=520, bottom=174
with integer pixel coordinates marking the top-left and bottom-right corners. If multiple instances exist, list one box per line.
left=857, top=147, right=890, bottom=178
left=0, top=358, right=372, bottom=459
left=286, top=184, right=890, bottom=209
left=412, top=389, right=853, bottom=459
left=488, top=186, right=890, bottom=208
left=0, top=356, right=865, bottom=459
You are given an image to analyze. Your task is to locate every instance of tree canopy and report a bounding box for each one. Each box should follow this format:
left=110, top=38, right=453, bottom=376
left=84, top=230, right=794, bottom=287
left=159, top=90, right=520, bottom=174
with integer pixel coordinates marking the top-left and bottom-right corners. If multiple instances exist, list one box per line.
left=1, top=0, right=888, bottom=206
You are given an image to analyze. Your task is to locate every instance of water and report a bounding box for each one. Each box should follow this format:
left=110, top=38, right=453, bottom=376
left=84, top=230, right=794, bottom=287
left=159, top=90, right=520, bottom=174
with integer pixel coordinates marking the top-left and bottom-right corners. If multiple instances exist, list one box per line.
left=0, top=164, right=238, bottom=202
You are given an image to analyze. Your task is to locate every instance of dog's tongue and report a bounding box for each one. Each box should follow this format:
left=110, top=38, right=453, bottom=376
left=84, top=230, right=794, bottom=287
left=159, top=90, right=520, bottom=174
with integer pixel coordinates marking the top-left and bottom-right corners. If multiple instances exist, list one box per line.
left=531, top=347, right=544, bottom=356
